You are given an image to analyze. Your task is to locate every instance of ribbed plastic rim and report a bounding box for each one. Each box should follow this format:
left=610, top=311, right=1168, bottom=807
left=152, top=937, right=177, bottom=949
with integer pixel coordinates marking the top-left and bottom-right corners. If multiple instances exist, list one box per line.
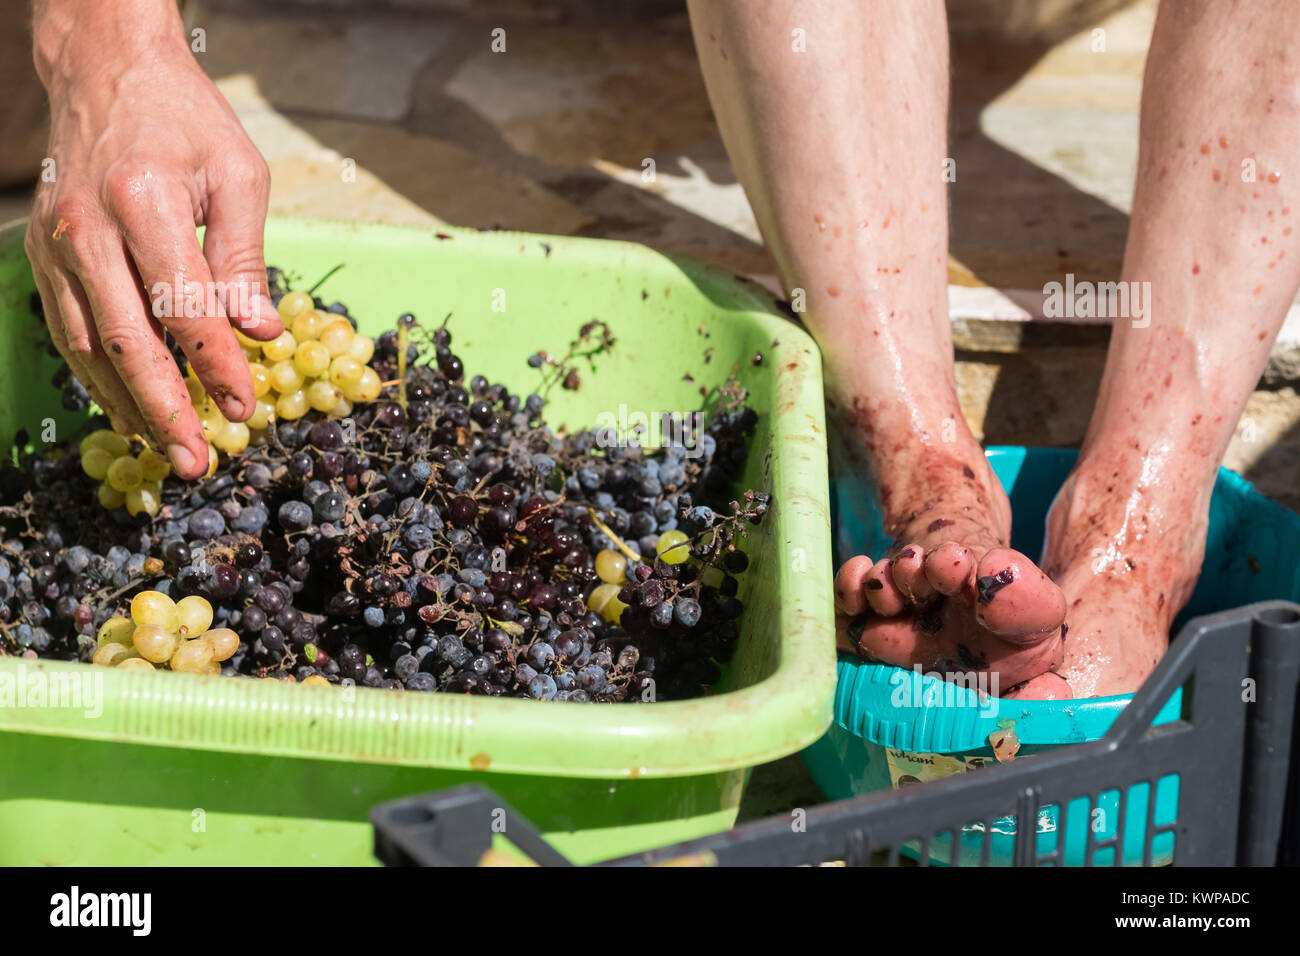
left=0, top=218, right=837, bottom=779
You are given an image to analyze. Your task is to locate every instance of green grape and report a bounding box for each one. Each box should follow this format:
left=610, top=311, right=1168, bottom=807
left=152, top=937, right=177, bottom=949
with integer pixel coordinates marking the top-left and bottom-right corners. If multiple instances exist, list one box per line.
left=319, top=319, right=355, bottom=356
left=293, top=340, right=330, bottom=378
left=276, top=290, right=313, bottom=320
left=132, top=624, right=178, bottom=664
left=262, top=330, right=297, bottom=362
left=97, top=615, right=135, bottom=647
left=347, top=334, right=375, bottom=364
left=276, top=389, right=309, bottom=421
left=125, top=482, right=162, bottom=517
left=138, top=448, right=171, bottom=482
left=170, top=640, right=215, bottom=674
left=131, top=590, right=179, bottom=632
left=176, top=595, right=214, bottom=640
left=248, top=397, right=275, bottom=430
left=200, top=628, right=240, bottom=662
left=93, top=643, right=135, bottom=667
left=269, top=360, right=305, bottom=394
left=106, top=455, right=144, bottom=493
left=306, top=379, right=343, bottom=412
left=345, top=366, right=382, bottom=403
left=212, top=421, right=250, bottom=454
left=328, top=356, right=364, bottom=388
left=249, top=361, right=272, bottom=397
left=81, top=447, right=115, bottom=481
left=656, top=529, right=690, bottom=565
left=98, top=482, right=126, bottom=509
left=291, top=309, right=326, bottom=342
left=80, top=428, right=130, bottom=459
left=594, top=549, right=628, bottom=584
left=587, top=582, right=626, bottom=623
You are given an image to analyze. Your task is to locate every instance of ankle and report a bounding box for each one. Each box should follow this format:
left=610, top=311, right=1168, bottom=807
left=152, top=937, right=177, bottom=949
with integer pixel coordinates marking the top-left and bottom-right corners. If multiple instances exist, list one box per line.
left=1044, top=450, right=1209, bottom=602
left=873, top=443, right=1010, bottom=542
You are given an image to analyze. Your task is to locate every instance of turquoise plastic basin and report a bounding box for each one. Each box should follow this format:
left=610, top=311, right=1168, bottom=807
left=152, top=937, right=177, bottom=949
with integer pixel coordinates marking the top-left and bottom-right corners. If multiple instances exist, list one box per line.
left=802, top=446, right=1300, bottom=865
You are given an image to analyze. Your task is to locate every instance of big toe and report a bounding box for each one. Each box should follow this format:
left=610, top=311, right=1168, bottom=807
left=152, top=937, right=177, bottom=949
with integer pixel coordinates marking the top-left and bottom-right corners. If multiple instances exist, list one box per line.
left=973, top=547, right=1065, bottom=644
left=1005, top=671, right=1074, bottom=700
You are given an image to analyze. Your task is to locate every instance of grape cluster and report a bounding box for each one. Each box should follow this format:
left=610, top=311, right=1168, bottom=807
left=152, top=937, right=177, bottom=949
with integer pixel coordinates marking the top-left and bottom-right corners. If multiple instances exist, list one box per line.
left=2, top=270, right=765, bottom=702
left=92, top=591, right=238, bottom=673
left=78, top=430, right=172, bottom=515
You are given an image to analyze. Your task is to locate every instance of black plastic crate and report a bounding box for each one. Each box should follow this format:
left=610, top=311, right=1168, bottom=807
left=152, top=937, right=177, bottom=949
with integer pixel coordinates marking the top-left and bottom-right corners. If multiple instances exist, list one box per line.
left=371, top=601, right=1300, bottom=866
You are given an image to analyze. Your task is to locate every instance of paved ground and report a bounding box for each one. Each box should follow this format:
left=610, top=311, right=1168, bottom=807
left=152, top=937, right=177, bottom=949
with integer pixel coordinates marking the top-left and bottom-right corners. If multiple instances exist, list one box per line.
left=5, top=0, right=1296, bottom=510
left=2, top=0, right=1297, bottom=826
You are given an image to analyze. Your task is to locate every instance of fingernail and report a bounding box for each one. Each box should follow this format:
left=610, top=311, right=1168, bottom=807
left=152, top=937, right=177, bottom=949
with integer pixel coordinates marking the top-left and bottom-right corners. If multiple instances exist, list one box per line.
left=168, top=444, right=197, bottom=476
left=245, top=294, right=280, bottom=330
left=225, top=397, right=248, bottom=421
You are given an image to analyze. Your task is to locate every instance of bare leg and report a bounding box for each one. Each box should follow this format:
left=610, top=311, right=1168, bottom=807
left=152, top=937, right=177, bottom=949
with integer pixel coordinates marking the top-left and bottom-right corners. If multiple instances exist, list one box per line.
left=1044, top=0, right=1300, bottom=696
left=688, top=0, right=1068, bottom=695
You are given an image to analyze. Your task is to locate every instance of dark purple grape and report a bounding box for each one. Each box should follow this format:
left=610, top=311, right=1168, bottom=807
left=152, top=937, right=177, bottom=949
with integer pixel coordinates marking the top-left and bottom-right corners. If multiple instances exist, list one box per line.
left=313, top=491, right=346, bottom=524
left=277, top=500, right=312, bottom=532
left=308, top=420, right=345, bottom=450
left=447, top=496, right=476, bottom=528
left=201, top=564, right=236, bottom=599
left=254, top=587, right=286, bottom=614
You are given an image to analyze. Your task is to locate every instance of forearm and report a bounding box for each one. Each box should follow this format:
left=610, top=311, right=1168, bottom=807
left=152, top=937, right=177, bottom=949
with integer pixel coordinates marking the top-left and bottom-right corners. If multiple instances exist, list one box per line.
left=32, top=0, right=189, bottom=93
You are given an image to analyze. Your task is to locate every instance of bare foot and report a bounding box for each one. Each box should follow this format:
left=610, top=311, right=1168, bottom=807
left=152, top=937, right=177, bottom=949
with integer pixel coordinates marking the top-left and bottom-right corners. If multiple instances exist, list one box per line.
left=1042, top=449, right=1208, bottom=698
left=834, top=445, right=1070, bottom=696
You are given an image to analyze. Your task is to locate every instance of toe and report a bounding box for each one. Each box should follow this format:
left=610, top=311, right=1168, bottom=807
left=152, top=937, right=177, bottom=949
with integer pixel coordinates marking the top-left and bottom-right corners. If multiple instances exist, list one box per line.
left=890, top=545, right=935, bottom=605
left=1004, top=671, right=1074, bottom=700
left=835, top=612, right=865, bottom=655
left=864, top=558, right=907, bottom=616
left=980, top=629, right=1065, bottom=690
left=923, top=541, right=975, bottom=596
left=973, top=547, right=1066, bottom=644
left=853, top=614, right=939, bottom=667
left=834, top=554, right=875, bottom=616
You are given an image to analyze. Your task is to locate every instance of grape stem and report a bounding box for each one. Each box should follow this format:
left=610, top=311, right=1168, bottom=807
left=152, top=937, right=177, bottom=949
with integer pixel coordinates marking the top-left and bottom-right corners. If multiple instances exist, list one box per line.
left=306, top=263, right=345, bottom=296
left=396, top=321, right=409, bottom=410
left=585, top=507, right=640, bottom=564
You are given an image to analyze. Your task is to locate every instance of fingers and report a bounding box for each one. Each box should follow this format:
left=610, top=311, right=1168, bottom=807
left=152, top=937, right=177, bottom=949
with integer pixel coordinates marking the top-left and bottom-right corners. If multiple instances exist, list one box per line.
left=202, top=162, right=283, bottom=341
left=68, top=239, right=210, bottom=478
left=114, top=175, right=254, bottom=424
left=973, top=548, right=1067, bottom=644
left=36, top=265, right=149, bottom=439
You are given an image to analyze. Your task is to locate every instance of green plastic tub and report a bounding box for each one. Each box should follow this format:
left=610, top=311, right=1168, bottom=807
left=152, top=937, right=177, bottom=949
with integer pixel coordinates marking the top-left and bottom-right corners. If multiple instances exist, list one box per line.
left=0, top=218, right=836, bottom=865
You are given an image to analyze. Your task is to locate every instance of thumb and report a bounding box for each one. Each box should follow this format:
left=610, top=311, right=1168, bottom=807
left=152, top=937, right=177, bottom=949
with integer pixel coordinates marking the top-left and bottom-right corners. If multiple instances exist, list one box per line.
left=202, top=163, right=283, bottom=341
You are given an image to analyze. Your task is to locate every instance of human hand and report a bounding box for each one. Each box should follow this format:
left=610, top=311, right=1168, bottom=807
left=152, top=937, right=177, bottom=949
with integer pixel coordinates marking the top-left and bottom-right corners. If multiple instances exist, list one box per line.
left=26, top=0, right=282, bottom=478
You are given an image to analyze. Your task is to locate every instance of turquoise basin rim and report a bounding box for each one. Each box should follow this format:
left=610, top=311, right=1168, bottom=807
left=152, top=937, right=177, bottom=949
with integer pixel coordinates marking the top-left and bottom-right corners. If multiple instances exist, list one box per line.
left=832, top=652, right=1183, bottom=750
left=828, top=444, right=1300, bottom=752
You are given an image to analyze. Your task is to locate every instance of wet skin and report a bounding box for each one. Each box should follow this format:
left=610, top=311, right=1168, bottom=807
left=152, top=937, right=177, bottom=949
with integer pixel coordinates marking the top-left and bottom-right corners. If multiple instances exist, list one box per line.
left=688, top=0, right=1300, bottom=698
left=831, top=448, right=1072, bottom=700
